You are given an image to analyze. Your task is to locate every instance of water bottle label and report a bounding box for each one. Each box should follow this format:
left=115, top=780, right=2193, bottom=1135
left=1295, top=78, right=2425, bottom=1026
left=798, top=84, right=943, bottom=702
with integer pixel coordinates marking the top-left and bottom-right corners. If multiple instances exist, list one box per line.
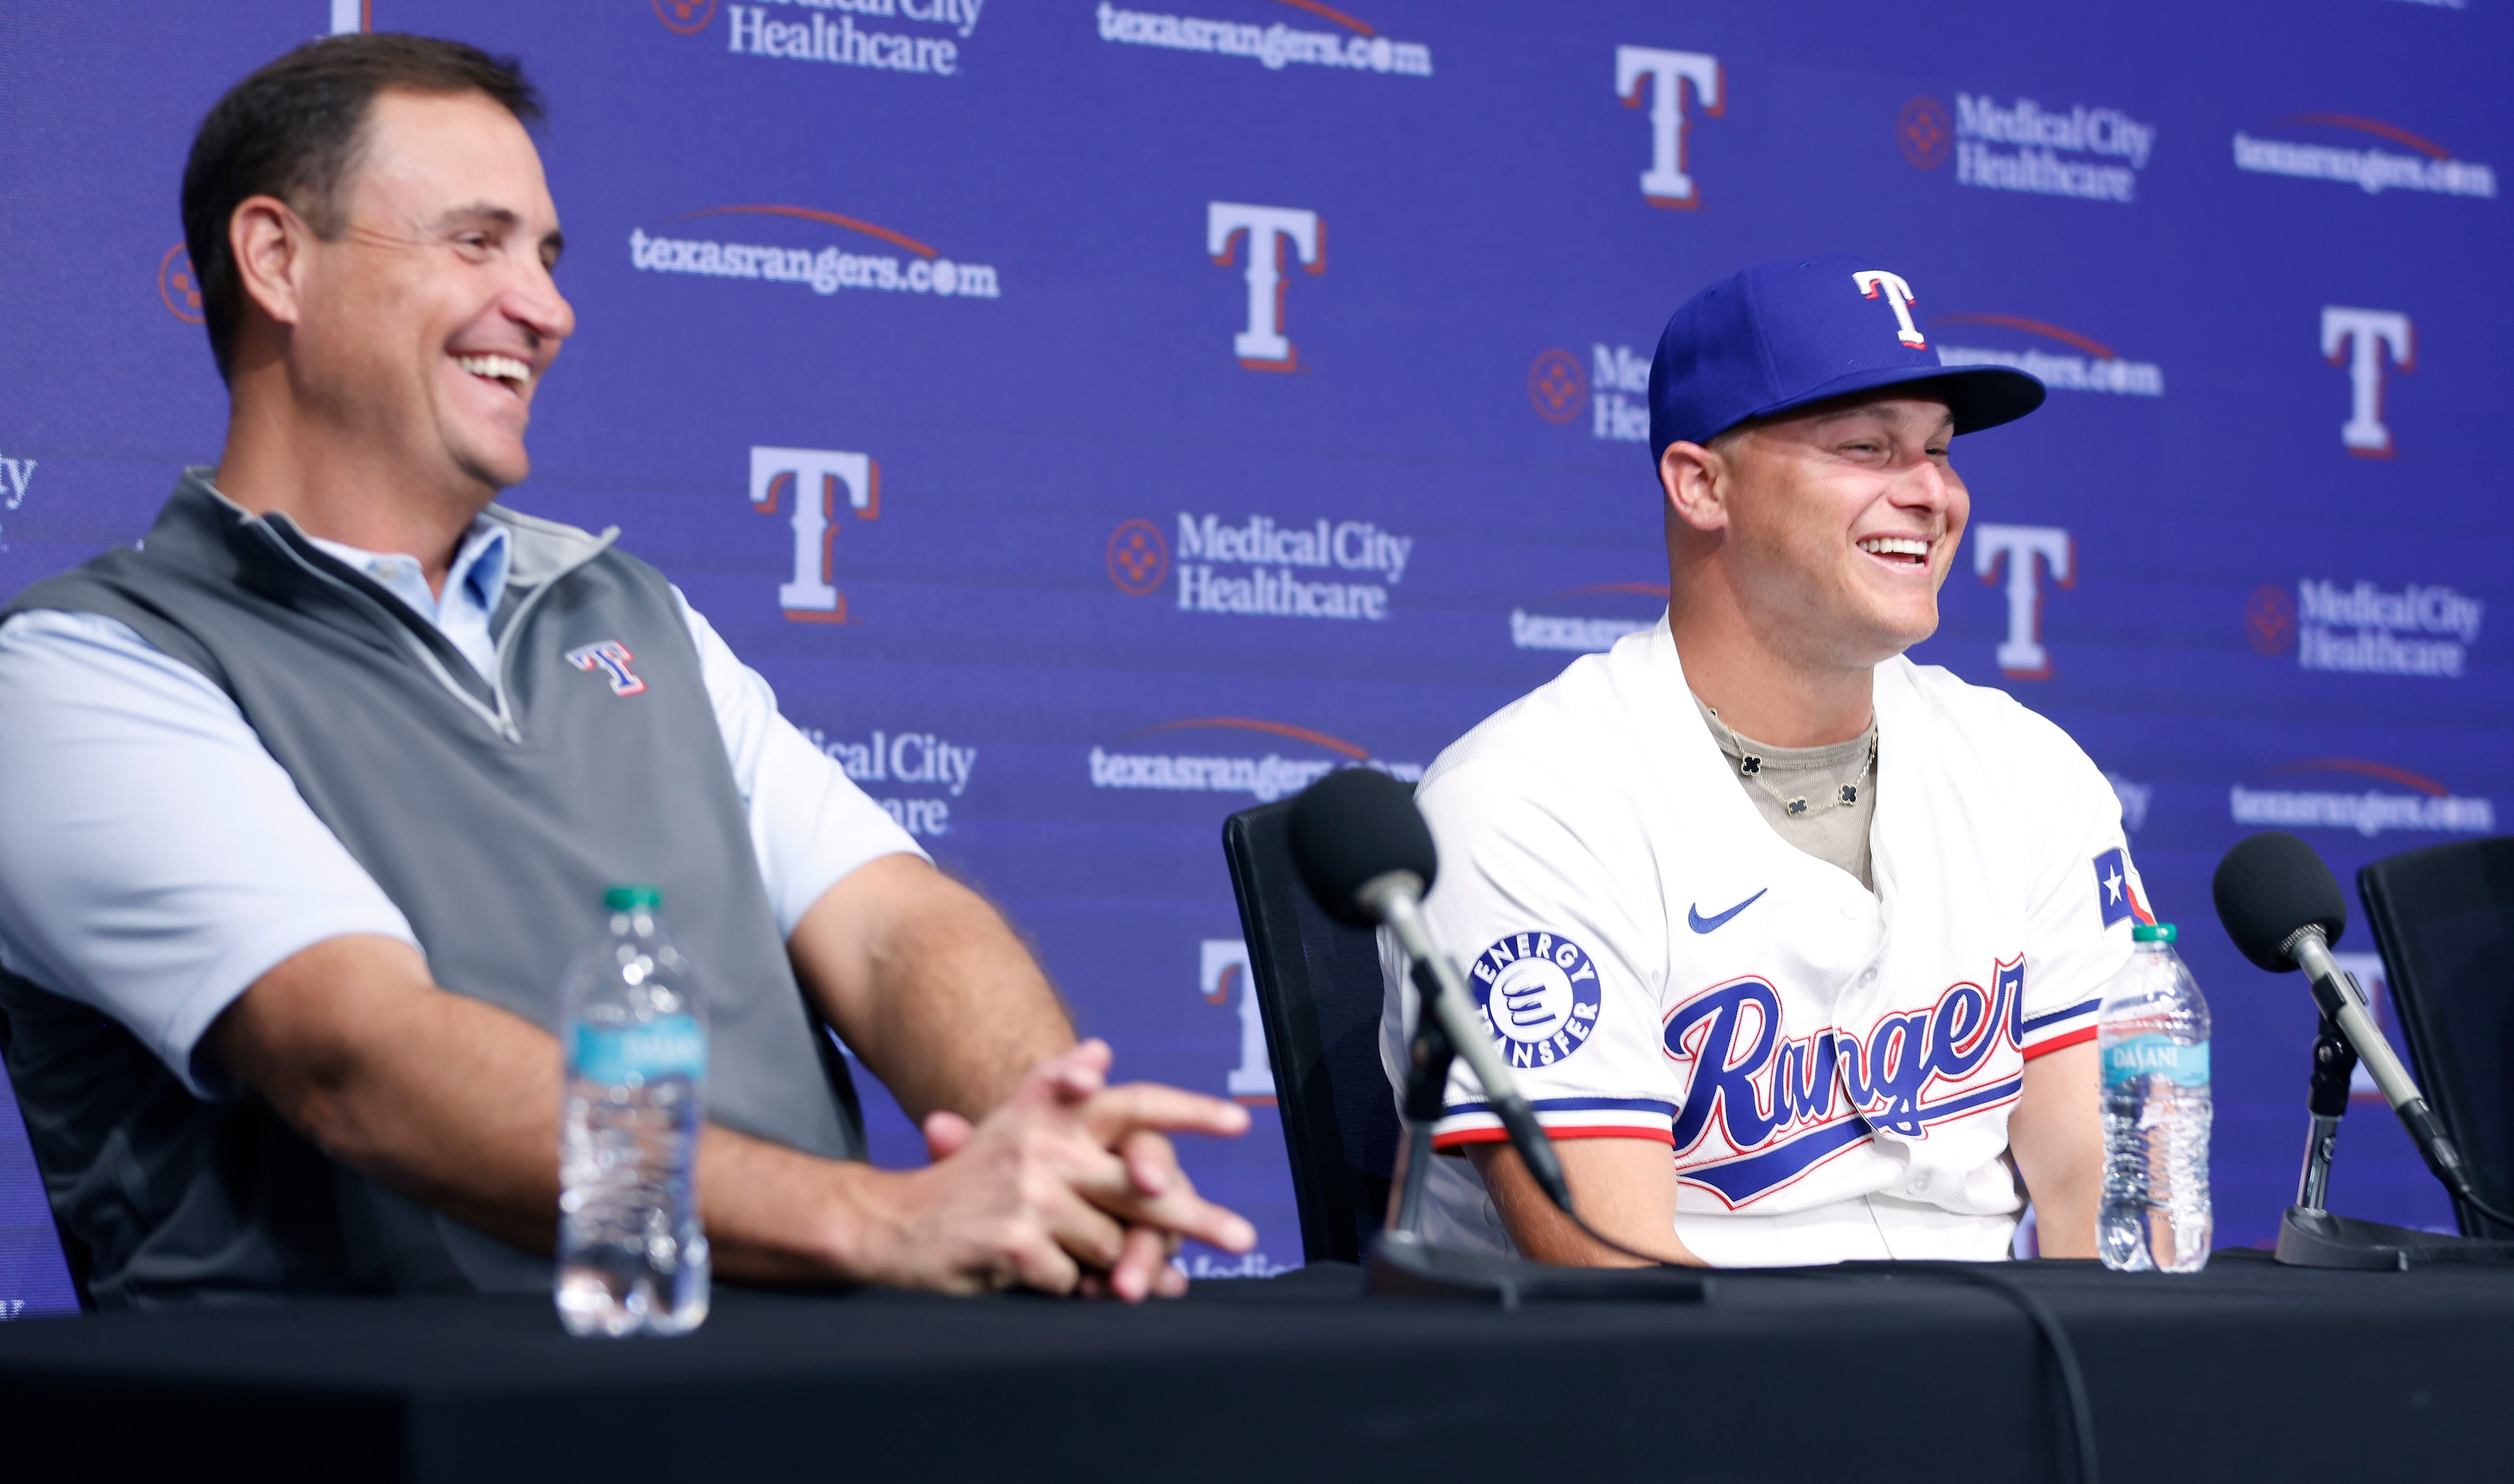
left=572, top=1014, right=707, bottom=1084
left=2102, top=1034, right=2208, bottom=1088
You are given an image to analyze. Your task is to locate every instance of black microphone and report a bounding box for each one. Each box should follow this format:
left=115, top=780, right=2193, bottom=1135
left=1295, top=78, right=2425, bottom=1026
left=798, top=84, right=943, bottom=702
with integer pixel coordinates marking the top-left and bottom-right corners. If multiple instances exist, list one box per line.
left=2213, top=831, right=2477, bottom=1203
left=1288, top=768, right=1575, bottom=1214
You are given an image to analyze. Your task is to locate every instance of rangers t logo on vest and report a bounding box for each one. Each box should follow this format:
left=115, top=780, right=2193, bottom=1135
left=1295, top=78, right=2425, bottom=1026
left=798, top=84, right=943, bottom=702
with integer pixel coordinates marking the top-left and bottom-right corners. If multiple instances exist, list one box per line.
left=567, top=641, right=647, bottom=697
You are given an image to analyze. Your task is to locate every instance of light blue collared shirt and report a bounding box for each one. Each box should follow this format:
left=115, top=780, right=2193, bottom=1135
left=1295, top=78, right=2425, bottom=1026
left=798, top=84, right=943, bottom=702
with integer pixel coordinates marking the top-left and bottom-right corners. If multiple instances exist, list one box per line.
left=305, top=521, right=512, bottom=681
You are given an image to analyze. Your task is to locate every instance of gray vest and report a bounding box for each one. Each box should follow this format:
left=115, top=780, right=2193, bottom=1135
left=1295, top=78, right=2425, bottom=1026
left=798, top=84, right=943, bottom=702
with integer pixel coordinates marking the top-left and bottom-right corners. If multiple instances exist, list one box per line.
left=0, top=470, right=864, bottom=1305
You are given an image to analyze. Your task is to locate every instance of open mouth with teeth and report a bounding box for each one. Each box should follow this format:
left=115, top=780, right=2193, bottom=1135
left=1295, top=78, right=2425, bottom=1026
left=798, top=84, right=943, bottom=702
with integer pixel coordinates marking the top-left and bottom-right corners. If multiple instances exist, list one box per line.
left=454, top=352, right=532, bottom=396
left=1857, top=535, right=1932, bottom=567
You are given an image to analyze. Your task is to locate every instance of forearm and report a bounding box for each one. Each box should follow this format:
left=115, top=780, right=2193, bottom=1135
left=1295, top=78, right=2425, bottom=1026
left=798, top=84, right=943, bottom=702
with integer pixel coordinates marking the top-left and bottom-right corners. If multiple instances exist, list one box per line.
left=1466, top=1138, right=1701, bottom=1267
left=212, top=937, right=564, bottom=1252
left=209, top=934, right=912, bottom=1283
left=792, top=855, right=1076, bottom=1121
left=2011, top=1041, right=2102, bottom=1258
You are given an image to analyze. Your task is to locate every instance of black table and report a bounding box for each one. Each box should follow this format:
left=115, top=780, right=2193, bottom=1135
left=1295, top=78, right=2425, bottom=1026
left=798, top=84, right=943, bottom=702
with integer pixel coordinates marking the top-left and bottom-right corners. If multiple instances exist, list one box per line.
left=1, top=1252, right=2508, bottom=1482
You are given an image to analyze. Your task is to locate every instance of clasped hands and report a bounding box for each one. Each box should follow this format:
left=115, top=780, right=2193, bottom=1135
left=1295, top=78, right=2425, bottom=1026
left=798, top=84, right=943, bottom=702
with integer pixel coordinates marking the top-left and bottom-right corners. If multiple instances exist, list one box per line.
left=859, top=1039, right=1257, bottom=1301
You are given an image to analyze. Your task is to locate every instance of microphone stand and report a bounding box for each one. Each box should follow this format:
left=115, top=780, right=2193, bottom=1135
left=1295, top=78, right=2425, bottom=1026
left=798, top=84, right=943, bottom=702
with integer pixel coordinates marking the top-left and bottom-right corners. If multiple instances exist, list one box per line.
left=1366, top=955, right=1704, bottom=1307
left=2276, top=1010, right=2514, bottom=1270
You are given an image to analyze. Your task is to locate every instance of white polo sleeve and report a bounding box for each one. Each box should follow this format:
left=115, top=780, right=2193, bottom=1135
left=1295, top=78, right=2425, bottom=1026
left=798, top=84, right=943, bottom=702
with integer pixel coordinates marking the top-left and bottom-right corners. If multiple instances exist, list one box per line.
left=2014, top=721, right=2148, bottom=1060
left=0, top=611, right=420, bottom=1098
left=671, top=589, right=928, bottom=936
left=1382, top=757, right=1676, bottom=1151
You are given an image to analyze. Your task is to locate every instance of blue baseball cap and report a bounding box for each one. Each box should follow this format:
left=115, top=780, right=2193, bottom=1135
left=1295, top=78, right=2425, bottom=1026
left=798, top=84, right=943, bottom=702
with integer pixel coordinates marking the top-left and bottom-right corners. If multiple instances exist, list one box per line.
left=1646, top=254, right=2046, bottom=461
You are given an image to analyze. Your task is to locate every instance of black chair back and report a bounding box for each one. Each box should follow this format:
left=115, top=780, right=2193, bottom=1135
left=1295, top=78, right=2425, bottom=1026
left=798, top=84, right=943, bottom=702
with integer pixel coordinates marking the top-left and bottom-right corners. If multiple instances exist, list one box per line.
left=1222, top=800, right=1400, bottom=1264
left=0, top=1008, right=91, bottom=1310
left=2358, top=836, right=2514, bottom=1239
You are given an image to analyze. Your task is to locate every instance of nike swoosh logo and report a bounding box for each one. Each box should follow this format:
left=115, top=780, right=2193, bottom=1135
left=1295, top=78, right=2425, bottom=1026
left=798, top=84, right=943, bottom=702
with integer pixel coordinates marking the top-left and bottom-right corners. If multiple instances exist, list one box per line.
left=1687, top=889, right=1769, bottom=934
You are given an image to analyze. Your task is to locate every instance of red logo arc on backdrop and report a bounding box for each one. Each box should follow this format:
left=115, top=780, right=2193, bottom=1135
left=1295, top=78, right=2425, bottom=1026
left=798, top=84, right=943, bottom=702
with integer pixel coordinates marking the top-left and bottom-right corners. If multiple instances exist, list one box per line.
left=1933, top=312, right=2117, bottom=360
left=158, top=244, right=205, bottom=324
left=1547, top=581, right=1671, bottom=601
left=669, top=204, right=939, bottom=259
left=2269, top=757, right=2451, bottom=797
left=1898, top=96, right=1952, bottom=169
left=2274, top=113, right=2453, bottom=160
left=1125, top=717, right=1374, bottom=760
left=1272, top=0, right=1374, bottom=35
left=654, top=0, right=718, bottom=35
left=1528, top=348, right=1587, bottom=424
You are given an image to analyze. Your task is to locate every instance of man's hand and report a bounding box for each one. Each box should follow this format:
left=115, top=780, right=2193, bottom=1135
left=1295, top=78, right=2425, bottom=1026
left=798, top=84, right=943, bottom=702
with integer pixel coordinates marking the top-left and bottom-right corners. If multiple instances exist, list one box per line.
left=846, top=1040, right=1254, bottom=1298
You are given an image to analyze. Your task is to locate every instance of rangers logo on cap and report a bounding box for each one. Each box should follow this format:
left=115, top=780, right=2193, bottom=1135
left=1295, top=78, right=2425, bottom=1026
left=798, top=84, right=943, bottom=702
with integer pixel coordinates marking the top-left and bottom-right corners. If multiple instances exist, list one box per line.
left=1469, top=931, right=1604, bottom=1069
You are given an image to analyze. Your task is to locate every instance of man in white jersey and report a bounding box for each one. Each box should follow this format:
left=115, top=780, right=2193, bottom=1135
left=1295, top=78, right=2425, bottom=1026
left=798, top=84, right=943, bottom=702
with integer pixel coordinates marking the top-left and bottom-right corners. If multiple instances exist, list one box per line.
left=1381, top=255, right=2154, bottom=1267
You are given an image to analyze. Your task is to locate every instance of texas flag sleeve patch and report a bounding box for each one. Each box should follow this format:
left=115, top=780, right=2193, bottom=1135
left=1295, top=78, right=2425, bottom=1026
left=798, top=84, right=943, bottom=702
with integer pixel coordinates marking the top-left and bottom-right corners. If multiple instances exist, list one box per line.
left=2093, top=846, right=2152, bottom=928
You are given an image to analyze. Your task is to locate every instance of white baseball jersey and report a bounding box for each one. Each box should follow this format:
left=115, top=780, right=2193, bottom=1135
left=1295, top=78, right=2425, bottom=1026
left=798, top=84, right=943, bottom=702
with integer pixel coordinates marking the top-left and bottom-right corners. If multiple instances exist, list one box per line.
left=1378, top=619, right=2151, bottom=1266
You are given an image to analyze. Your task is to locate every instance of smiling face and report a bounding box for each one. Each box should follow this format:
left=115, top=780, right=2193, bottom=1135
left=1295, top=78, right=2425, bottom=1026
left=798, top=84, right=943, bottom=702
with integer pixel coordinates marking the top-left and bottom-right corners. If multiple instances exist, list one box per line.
left=284, top=89, right=572, bottom=500
left=1698, top=393, right=1969, bottom=670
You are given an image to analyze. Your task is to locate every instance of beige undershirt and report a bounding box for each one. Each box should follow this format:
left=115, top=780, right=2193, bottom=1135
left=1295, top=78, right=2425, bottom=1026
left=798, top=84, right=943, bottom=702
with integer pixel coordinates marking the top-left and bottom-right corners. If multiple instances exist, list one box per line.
left=1692, top=694, right=1879, bottom=891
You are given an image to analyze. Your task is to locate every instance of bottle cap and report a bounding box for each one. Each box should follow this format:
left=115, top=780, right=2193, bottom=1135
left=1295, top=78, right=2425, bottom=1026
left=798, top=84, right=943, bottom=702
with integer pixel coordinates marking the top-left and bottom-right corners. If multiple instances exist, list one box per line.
left=2133, top=921, right=2177, bottom=943
left=605, top=884, right=663, bottom=911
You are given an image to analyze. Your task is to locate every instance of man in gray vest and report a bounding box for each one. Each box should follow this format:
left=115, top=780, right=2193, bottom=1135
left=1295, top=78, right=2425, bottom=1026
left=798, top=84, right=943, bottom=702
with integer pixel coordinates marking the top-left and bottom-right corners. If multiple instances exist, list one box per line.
left=0, top=34, right=1254, bottom=1306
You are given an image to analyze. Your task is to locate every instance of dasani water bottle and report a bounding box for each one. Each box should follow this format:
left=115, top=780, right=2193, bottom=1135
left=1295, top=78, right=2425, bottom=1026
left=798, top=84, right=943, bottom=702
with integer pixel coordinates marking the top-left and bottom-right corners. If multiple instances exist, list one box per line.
left=2098, top=921, right=2212, bottom=1272
left=556, top=884, right=711, bottom=1335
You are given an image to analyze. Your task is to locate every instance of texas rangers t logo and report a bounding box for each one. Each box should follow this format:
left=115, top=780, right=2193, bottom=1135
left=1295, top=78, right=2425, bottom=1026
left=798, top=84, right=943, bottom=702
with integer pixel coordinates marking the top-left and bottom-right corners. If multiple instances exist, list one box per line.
left=567, top=642, right=646, bottom=697
left=1853, top=269, right=1926, bottom=347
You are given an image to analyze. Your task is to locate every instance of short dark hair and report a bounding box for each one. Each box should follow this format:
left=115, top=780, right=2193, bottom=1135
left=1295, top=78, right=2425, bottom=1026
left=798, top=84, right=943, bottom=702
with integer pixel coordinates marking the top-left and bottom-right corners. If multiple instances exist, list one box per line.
left=179, top=34, right=542, bottom=382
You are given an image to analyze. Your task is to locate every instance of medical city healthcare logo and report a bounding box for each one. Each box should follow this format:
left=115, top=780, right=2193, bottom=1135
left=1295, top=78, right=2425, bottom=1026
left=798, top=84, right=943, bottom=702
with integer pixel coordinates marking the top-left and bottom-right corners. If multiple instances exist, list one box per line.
left=2233, top=114, right=2496, bottom=200
left=1111, top=512, right=1413, bottom=620
left=632, top=205, right=1001, bottom=303
left=157, top=245, right=205, bottom=324
left=1901, top=92, right=2156, bottom=204
left=1088, top=717, right=1422, bottom=804
left=2247, top=578, right=2483, bottom=680
left=801, top=722, right=974, bottom=838
left=654, top=0, right=717, bottom=32
left=2230, top=759, right=2494, bottom=838
left=0, top=447, right=38, bottom=551
left=1933, top=313, right=2164, bottom=397
left=1096, top=0, right=1431, bottom=77
left=1616, top=46, right=1723, bottom=208
left=1528, top=343, right=1653, bottom=443
left=671, top=0, right=988, bottom=78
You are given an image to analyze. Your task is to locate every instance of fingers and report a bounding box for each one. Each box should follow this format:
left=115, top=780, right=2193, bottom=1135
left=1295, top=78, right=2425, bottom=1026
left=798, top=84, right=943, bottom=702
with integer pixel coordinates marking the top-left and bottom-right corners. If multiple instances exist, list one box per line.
left=1107, top=1224, right=1173, bottom=1303
left=1067, top=1148, right=1258, bottom=1254
left=1022, top=1038, right=1113, bottom=1108
left=922, top=1110, right=974, bottom=1162
left=1078, top=1082, right=1253, bottom=1145
left=1121, top=1128, right=1174, bottom=1198
left=1036, top=1177, right=1132, bottom=1275
left=1003, top=1226, right=1082, bottom=1296
left=1154, top=1245, right=1189, bottom=1298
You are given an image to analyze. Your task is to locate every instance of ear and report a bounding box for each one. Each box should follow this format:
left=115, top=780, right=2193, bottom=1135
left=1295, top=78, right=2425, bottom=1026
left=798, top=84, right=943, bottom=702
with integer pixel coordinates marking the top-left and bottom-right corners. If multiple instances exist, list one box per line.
left=227, top=194, right=315, bottom=331
left=1658, top=439, right=1732, bottom=536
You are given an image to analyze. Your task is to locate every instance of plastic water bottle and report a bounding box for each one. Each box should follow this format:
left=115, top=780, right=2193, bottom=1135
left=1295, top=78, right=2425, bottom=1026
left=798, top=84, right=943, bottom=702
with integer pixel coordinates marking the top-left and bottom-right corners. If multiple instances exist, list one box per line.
left=2098, top=921, right=2212, bottom=1273
left=556, top=885, right=710, bottom=1335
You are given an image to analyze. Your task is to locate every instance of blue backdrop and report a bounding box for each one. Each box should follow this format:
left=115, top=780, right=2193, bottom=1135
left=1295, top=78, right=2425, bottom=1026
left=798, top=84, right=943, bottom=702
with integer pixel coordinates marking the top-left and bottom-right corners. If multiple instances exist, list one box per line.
left=3, top=0, right=2509, bottom=1311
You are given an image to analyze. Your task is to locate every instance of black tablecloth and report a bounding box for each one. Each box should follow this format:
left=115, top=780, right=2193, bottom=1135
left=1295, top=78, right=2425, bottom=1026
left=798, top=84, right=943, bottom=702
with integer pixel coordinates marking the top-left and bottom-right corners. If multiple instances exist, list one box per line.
left=1, top=1252, right=2508, bottom=1482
